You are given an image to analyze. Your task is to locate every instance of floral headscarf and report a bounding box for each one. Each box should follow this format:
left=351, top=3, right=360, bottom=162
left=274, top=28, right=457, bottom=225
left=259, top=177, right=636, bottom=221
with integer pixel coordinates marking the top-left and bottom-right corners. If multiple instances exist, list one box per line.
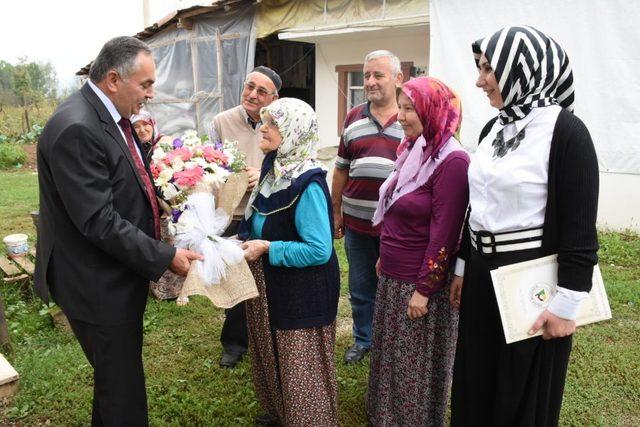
left=372, top=77, right=465, bottom=226
left=262, top=97, right=324, bottom=186
left=243, top=98, right=326, bottom=221
left=472, top=25, right=575, bottom=125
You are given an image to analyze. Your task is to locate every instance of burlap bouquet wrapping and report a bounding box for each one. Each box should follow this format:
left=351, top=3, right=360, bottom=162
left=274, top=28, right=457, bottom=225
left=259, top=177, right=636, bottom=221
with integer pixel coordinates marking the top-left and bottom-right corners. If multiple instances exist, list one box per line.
left=176, top=172, right=258, bottom=308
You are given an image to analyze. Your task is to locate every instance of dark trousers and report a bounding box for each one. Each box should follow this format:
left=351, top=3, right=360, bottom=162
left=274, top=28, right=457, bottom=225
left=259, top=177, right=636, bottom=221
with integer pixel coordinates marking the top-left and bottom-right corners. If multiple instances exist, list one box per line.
left=344, top=228, right=380, bottom=349
left=220, top=219, right=248, bottom=355
left=68, top=317, right=148, bottom=427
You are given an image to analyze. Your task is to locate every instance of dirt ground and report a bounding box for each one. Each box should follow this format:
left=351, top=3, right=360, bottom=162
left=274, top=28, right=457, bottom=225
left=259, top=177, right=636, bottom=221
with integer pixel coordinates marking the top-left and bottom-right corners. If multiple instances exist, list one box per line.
left=23, top=144, right=37, bottom=170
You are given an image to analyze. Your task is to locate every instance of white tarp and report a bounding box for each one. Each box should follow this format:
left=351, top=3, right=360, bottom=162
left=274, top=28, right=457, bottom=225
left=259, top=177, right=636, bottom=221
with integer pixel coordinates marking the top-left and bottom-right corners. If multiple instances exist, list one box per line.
left=429, top=0, right=640, bottom=174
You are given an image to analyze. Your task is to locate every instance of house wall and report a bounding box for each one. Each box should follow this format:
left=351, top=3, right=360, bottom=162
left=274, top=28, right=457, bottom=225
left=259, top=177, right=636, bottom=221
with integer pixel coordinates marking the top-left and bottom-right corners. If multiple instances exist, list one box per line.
left=309, top=25, right=429, bottom=149
left=284, top=24, right=640, bottom=231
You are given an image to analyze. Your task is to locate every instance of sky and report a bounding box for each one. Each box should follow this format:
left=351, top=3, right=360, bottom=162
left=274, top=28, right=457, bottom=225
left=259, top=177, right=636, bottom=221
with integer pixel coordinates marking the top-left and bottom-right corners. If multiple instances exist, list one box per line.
left=0, top=0, right=180, bottom=91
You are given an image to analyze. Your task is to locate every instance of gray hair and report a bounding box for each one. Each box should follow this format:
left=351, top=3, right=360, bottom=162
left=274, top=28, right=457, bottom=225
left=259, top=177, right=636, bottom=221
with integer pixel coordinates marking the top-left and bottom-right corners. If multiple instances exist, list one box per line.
left=89, top=36, right=152, bottom=83
left=364, top=50, right=401, bottom=77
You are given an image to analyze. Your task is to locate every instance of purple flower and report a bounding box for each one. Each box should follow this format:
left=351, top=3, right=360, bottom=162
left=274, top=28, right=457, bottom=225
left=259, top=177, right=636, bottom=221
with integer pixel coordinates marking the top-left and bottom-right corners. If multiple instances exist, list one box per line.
left=214, top=140, right=224, bottom=150
left=171, top=208, right=183, bottom=223
left=172, top=138, right=184, bottom=148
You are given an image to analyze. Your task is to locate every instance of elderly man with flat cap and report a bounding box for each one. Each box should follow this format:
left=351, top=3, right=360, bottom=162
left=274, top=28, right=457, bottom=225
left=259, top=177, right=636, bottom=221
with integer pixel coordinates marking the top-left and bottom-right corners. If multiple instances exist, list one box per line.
left=209, top=65, right=281, bottom=368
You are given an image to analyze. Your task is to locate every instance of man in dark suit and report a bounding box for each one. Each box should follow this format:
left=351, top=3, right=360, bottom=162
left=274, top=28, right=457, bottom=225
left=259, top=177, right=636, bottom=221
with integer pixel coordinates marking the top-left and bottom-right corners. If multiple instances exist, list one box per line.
left=34, top=36, right=202, bottom=426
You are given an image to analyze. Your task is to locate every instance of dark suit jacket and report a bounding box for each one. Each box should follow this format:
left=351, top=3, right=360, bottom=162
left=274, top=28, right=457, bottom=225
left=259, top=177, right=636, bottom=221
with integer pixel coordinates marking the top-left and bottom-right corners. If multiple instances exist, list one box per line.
left=34, top=83, right=175, bottom=325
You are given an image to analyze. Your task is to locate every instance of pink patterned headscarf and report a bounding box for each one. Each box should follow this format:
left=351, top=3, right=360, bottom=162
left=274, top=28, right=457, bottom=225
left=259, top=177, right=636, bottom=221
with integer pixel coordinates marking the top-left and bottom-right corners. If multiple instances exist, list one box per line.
left=372, top=77, right=463, bottom=226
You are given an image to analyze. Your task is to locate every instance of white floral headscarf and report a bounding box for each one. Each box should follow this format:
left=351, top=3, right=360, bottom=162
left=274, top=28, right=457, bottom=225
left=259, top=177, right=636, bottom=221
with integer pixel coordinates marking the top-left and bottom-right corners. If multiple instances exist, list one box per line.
left=265, top=98, right=324, bottom=183
left=244, top=98, right=325, bottom=219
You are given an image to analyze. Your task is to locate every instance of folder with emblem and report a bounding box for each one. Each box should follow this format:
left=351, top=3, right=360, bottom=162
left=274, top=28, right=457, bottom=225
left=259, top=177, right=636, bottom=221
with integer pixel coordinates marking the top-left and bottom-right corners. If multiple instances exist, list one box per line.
left=490, top=254, right=612, bottom=344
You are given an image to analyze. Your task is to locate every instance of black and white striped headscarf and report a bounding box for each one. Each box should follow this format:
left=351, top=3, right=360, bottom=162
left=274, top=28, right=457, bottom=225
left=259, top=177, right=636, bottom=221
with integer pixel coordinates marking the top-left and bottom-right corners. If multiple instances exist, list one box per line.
left=472, top=26, right=575, bottom=124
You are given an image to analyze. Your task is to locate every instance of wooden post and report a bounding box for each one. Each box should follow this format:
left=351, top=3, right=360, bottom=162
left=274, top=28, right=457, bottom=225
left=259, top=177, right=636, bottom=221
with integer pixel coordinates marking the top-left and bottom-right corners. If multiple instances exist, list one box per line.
left=0, top=293, right=11, bottom=350
left=23, top=94, right=31, bottom=132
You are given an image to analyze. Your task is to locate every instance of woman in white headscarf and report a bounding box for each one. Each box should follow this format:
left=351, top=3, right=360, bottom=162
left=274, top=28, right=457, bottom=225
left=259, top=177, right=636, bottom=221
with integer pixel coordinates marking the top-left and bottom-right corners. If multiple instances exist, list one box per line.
left=239, top=98, right=340, bottom=426
left=450, top=26, right=599, bottom=426
left=131, top=109, right=163, bottom=162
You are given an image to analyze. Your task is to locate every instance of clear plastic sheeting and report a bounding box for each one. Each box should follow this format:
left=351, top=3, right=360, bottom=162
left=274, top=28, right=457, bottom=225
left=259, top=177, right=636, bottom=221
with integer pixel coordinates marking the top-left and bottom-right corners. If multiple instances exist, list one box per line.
left=145, top=6, right=256, bottom=137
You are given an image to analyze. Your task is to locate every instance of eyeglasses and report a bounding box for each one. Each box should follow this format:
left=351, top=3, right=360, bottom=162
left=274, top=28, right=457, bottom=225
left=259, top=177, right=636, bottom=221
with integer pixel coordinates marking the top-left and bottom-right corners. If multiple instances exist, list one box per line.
left=243, top=81, right=275, bottom=97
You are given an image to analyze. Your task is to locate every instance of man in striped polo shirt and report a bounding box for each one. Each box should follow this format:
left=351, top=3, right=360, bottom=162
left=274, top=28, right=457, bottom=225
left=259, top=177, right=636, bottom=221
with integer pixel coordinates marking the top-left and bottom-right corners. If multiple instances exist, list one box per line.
left=332, top=50, right=404, bottom=363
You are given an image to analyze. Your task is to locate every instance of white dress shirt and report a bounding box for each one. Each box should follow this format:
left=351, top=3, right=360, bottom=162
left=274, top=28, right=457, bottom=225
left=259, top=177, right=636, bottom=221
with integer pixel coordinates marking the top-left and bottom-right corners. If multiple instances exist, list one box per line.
left=87, top=80, right=143, bottom=162
left=455, top=105, right=588, bottom=320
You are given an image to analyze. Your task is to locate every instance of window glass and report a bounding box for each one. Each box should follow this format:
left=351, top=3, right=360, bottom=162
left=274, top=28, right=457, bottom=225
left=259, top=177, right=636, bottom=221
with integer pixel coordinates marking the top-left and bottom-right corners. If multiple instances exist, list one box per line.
left=348, top=71, right=365, bottom=109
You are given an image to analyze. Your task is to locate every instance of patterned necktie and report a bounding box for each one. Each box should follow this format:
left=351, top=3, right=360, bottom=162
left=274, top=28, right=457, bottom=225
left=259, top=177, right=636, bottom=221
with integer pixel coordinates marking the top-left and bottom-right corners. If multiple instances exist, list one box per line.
left=118, top=118, right=161, bottom=240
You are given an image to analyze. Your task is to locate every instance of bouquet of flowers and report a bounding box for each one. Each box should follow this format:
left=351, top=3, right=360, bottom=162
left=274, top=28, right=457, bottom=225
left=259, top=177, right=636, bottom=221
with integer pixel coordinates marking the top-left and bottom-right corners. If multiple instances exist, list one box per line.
left=151, top=130, right=258, bottom=307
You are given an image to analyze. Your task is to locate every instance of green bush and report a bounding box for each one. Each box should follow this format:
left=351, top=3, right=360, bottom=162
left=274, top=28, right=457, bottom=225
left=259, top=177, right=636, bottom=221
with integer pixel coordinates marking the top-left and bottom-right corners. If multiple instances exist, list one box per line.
left=0, top=143, right=26, bottom=169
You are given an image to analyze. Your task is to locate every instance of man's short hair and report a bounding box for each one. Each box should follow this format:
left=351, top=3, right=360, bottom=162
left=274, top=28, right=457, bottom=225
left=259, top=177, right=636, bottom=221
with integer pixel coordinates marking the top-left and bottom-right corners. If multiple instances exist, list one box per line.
left=89, top=36, right=152, bottom=83
left=364, top=50, right=402, bottom=77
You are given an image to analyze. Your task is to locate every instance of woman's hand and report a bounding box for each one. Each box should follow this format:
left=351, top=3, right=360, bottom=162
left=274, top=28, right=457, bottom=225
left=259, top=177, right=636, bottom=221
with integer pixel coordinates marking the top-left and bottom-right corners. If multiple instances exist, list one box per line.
left=407, top=290, right=429, bottom=320
left=449, top=275, right=463, bottom=309
left=529, top=309, right=576, bottom=340
left=245, top=166, right=260, bottom=189
left=241, top=239, right=270, bottom=262
left=375, top=258, right=381, bottom=277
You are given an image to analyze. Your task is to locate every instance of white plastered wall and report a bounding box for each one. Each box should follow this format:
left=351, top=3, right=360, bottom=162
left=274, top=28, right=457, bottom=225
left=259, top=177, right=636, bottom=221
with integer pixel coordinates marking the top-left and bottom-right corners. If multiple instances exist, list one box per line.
left=286, top=25, right=429, bottom=149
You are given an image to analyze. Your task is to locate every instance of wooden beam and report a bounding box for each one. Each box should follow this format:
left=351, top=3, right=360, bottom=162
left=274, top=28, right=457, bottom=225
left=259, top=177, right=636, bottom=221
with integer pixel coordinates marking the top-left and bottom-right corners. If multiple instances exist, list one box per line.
left=2, top=274, right=29, bottom=284
left=13, top=257, right=35, bottom=275
left=0, top=354, right=18, bottom=396
left=0, top=258, right=20, bottom=277
left=177, top=17, right=194, bottom=30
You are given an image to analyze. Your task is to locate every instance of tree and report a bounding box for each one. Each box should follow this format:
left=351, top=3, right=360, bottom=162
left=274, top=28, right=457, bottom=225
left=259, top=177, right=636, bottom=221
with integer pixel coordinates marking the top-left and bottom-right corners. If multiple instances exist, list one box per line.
left=0, top=57, right=58, bottom=132
left=0, top=58, right=58, bottom=107
left=0, top=61, right=17, bottom=105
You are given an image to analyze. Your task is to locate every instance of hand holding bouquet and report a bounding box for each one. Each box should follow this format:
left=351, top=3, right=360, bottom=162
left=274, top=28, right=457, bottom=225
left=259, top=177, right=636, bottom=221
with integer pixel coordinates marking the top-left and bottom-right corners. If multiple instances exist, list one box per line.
left=151, top=131, right=258, bottom=307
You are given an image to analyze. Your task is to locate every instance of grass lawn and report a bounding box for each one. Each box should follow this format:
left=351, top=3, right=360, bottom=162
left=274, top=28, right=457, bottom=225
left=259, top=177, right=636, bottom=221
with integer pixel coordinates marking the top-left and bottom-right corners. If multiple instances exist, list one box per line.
left=0, top=169, right=638, bottom=425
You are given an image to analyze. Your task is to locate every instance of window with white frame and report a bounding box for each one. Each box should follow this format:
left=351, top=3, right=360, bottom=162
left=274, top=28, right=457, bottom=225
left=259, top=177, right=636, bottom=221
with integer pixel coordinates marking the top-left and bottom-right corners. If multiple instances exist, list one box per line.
left=347, top=71, right=365, bottom=110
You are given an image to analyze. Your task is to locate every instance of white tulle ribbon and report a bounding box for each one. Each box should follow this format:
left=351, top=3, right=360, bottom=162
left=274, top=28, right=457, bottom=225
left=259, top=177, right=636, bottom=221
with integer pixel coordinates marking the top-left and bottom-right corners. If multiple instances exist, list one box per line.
left=172, top=191, right=244, bottom=286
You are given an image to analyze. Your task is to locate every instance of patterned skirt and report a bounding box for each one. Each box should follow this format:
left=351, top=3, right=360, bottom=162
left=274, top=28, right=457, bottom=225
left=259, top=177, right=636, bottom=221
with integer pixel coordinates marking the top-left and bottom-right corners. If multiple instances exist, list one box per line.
left=367, top=275, right=458, bottom=427
left=246, top=260, right=338, bottom=427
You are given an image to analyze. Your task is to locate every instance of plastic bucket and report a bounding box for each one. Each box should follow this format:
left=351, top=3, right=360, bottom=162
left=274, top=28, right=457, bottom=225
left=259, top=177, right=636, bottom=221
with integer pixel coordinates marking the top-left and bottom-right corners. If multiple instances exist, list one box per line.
left=3, top=234, right=29, bottom=258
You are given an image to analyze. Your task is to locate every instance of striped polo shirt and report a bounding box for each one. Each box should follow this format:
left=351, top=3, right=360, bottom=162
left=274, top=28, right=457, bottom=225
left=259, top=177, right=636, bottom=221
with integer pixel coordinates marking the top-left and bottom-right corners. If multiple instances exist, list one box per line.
left=335, top=102, right=402, bottom=236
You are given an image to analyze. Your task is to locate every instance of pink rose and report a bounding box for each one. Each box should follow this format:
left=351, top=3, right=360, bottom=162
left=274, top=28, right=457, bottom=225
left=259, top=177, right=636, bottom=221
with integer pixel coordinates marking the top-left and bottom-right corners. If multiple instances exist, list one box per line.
left=202, top=146, right=228, bottom=164
left=166, top=147, right=193, bottom=163
left=150, top=162, right=161, bottom=179
left=173, top=166, right=204, bottom=188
